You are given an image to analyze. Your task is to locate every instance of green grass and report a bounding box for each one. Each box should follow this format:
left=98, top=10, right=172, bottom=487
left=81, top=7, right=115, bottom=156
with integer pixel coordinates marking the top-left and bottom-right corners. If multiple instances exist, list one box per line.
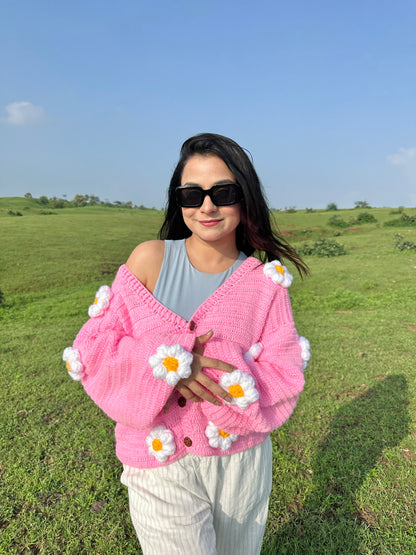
left=1, top=199, right=415, bottom=554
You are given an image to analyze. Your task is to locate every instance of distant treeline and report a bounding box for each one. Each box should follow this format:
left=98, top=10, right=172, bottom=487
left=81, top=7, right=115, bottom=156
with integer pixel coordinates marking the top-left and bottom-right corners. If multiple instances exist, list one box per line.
left=23, top=192, right=158, bottom=211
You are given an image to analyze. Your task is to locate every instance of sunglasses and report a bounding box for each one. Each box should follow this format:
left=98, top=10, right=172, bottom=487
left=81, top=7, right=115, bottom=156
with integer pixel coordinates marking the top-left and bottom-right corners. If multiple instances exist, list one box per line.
left=175, top=183, right=242, bottom=208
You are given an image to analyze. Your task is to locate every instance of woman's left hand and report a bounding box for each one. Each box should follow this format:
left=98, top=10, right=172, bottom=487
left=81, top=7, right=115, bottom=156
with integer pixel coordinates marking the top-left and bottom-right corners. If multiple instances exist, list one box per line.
left=163, top=330, right=234, bottom=412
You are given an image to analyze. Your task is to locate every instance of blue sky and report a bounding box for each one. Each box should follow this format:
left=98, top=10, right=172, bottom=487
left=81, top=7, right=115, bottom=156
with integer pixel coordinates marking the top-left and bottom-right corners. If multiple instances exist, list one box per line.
left=1, top=0, right=415, bottom=209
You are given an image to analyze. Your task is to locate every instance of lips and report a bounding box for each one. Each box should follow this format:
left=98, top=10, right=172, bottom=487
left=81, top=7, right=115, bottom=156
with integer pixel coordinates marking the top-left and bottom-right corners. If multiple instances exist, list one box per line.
left=199, top=219, right=222, bottom=227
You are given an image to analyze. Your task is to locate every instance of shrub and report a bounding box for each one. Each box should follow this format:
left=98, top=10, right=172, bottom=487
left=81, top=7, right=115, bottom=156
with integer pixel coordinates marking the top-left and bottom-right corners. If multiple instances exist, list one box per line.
left=328, top=215, right=349, bottom=228
left=299, top=238, right=346, bottom=257
left=394, top=234, right=416, bottom=251
left=384, top=213, right=416, bottom=227
left=390, top=206, right=405, bottom=214
left=355, top=212, right=378, bottom=224
left=305, top=208, right=315, bottom=213
left=285, top=206, right=297, bottom=213
left=49, top=197, right=66, bottom=209
left=0, top=288, right=4, bottom=305
left=326, top=202, right=338, bottom=211
left=7, top=210, right=23, bottom=216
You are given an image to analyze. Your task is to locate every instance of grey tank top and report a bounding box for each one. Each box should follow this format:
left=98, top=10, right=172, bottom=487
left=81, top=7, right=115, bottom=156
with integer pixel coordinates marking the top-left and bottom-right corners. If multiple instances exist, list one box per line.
left=153, top=239, right=247, bottom=321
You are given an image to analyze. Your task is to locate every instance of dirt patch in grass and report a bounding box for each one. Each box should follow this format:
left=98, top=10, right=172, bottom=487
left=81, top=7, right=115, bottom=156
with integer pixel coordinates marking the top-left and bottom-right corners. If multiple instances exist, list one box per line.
left=346, top=227, right=364, bottom=232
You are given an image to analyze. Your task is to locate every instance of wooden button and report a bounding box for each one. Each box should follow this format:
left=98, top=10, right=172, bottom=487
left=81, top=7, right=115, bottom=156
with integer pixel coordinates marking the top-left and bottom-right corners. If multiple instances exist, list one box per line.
left=178, top=396, right=186, bottom=408
left=189, top=320, right=196, bottom=330
left=184, top=437, right=192, bottom=447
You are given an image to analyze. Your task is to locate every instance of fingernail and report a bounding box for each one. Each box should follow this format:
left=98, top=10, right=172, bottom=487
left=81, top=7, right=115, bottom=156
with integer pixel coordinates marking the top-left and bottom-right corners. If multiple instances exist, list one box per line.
left=226, top=396, right=233, bottom=403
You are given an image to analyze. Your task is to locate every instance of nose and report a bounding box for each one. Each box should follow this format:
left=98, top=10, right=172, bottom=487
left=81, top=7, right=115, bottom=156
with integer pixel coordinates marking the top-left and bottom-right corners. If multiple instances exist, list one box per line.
left=200, top=193, right=217, bottom=213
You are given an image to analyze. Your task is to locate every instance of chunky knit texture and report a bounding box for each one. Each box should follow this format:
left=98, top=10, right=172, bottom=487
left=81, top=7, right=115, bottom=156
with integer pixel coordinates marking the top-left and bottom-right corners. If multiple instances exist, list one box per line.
left=71, top=258, right=305, bottom=468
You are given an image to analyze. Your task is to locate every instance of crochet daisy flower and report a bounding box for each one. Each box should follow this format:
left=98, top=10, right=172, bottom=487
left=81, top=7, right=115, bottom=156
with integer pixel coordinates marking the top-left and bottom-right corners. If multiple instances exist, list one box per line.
left=148, top=344, right=193, bottom=386
left=205, top=421, right=238, bottom=451
left=62, top=346, right=84, bottom=381
left=220, top=370, right=259, bottom=410
left=299, top=336, right=311, bottom=371
left=145, top=425, right=176, bottom=463
left=243, top=342, right=263, bottom=363
left=263, top=260, right=293, bottom=288
left=88, top=285, right=112, bottom=318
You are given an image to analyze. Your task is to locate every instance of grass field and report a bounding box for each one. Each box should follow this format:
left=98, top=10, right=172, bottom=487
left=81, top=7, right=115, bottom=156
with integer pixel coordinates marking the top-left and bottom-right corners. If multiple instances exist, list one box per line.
left=1, top=198, right=416, bottom=554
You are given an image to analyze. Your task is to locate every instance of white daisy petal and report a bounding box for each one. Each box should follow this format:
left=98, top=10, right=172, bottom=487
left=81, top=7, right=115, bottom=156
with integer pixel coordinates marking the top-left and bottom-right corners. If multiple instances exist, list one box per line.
left=146, top=425, right=176, bottom=463
left=205, top=421, right=238, bottom=451
left=88, top=285, right=112, bottom=318
left=62, top=346, right=84, bottom=381
left=263, top=260, right=293, bottom=288
left=148, top=344, right=193, bottom=386
left=243, top=342, right=263, bottom=363
left=299, top=336, right=311, bottom=371
left=220, top=369, right=259, bottom=410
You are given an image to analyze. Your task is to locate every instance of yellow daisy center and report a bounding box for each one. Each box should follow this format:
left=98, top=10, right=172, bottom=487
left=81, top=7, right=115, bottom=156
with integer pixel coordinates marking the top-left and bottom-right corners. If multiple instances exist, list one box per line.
left=219, top=429, right=229, bottom=438
left=229, top=384, right=244, bottom=398
left=163, top=357, right=179, bottom=372
left=93, top=297, right=98, bottom=304
left=152, top=439, right=163, bottom=452
left=275, top=265, right=285, bottom=275
left=66, top=361, right=71, bottom=372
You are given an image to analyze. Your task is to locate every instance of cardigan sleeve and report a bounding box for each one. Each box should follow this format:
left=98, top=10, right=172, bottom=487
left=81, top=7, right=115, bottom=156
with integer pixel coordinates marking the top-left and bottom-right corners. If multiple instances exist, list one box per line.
left=199, top=286, right=306, bottom=435
left=66, top=288, right=196, bottom=430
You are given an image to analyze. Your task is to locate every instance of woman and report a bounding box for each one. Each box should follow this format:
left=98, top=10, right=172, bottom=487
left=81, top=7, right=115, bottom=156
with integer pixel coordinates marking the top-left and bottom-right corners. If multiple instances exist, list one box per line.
left=63, top=133, right=310, bottom=554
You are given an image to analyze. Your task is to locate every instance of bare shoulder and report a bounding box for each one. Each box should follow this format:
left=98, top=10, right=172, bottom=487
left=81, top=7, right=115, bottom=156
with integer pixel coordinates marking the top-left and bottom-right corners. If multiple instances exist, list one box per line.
left=126, top=240, right=165, bottom=292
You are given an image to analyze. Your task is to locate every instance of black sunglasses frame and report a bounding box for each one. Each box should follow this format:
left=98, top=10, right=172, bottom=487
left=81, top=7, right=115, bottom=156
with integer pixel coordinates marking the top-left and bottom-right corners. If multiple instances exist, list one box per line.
left=175, top=183, right=242, bottom=208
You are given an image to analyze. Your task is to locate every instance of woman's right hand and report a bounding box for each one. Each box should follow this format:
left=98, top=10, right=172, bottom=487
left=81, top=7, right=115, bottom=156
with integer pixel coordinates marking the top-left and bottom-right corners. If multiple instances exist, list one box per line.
left=176, top=330, right=235, bottom=405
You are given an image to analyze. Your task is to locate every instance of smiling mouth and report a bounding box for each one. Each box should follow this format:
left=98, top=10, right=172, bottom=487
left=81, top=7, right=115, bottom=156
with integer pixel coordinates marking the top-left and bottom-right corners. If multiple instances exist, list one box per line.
left=199, top=219, right=222, bottom=226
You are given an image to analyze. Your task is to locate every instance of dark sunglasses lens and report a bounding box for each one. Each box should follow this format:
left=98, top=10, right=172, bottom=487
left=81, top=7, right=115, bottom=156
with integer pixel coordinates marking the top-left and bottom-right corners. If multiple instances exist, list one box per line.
left=212, top=185, right=239, bottom=205
left=178, top=188, right=203, bottom=207
left=176, top=184, right=240, bottom=207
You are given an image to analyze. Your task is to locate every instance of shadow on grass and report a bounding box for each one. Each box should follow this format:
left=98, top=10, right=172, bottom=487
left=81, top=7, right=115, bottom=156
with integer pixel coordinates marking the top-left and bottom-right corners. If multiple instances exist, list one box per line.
left=264, top=375, right=410, bottom=554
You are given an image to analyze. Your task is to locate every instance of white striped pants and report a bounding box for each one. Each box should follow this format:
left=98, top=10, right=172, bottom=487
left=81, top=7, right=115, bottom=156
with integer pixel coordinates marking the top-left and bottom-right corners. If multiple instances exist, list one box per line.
left=121, top=437, right=272, bottom=555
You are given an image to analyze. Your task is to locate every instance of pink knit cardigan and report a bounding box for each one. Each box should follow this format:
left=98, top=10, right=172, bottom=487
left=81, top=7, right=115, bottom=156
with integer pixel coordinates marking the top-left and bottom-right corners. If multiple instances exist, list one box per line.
left=65, top=258, right=306, bottom=468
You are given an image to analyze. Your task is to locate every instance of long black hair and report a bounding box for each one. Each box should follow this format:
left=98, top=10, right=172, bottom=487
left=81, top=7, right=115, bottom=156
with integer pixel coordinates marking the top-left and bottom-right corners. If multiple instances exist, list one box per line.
left=159, top=133, right=309, bottom=277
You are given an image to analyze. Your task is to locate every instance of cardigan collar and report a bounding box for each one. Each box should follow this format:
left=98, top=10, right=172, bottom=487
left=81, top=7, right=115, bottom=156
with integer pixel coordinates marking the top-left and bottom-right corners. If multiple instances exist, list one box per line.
left=114, top=257, right=262, bottom=327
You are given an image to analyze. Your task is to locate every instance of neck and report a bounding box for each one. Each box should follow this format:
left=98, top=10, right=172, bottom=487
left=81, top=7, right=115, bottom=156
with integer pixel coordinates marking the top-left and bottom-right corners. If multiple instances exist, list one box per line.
left=185, top=235, right=239, bottom=273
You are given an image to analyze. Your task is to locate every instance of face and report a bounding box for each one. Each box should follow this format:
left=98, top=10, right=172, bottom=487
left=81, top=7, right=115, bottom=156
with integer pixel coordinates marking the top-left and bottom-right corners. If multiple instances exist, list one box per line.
left=180, top=154, right=241, bottom=247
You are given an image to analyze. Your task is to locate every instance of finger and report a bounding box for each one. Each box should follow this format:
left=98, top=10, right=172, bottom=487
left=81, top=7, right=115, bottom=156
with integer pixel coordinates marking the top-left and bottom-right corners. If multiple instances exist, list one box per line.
left=196, top=374, right=233, bottom=403
left=176, top=383, right=202, bottom=403
left=184, top=381, right=222, bottom=405
left=163, top=396, right=172, bottom=414
left=199, top=356, right=235, bottom=373
left=194, top=330, right=213, bottom=349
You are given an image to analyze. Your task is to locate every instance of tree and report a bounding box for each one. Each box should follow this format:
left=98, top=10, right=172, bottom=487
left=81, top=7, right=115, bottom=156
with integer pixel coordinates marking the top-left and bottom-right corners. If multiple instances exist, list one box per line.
left=326, top=202, right=338, bottom=211
left=24, top=192, right=32, bottom=199
left=72, top=194, right=88, bottom=207
left=354, top=200, right=370, bottom=209
left=88, top=195, right=100, bottom=205
left=49, top=197, right=65, bottom=208
left=39, top=196, right=49, bottom=205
